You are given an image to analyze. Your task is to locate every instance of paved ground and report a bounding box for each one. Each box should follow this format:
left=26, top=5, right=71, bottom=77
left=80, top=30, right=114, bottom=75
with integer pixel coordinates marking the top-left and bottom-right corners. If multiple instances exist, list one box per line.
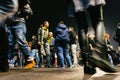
left=0, top=66, right=120, bottom=80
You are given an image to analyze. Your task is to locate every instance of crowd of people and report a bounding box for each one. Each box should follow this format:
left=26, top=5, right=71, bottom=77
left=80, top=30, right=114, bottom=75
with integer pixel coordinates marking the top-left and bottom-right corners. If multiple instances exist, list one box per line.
left=0, top=0, right=120, bottom=75
left=7, top=19, right=120, bottom=70
left=8, top=20, right=81, bottom=69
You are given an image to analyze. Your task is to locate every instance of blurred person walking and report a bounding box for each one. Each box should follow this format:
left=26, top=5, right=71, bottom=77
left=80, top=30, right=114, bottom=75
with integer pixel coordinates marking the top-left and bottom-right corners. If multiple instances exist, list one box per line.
left=6, top=0, right=35, bottom=70
left=0, top=0, right=18, bottom=72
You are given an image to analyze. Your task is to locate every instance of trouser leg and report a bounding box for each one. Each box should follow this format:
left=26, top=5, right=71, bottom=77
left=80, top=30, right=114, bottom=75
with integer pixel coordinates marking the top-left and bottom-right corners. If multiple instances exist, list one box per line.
left=74, top=11, right=96, bottom=74
left=88, top=5, right=117, bottom=72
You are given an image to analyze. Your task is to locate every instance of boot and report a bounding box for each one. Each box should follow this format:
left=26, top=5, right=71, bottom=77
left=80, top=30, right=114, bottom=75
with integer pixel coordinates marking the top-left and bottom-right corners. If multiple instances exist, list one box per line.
left=74, top=11, right=96, bottom=74
left=88, top=5, right=117, bottom=72
left=88, top=40, right=117, bottom=72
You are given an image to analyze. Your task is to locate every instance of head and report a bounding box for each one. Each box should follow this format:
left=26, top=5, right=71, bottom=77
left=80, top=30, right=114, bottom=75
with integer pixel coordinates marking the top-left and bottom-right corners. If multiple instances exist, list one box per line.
left=68, top=26, right=74, bottom=32
left=28, top=41, right=32, bottom=47
left=104, top=33, right=109, bottom=40
left=43, top=21, right=49, bottom=28
left=87, top=34, right=95, bottom=40
left=59, top=21, right=64, bottom=24
left=49, top=32, right=53, bottom=38
left=117, top=22, right=120, bottom=29
left=32, top=35, right=37, bottom=39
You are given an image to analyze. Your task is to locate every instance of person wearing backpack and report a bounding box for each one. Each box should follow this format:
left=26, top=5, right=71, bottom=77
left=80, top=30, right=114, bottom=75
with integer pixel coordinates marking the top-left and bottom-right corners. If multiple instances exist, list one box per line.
left=54, top=21, right=72, bottom=68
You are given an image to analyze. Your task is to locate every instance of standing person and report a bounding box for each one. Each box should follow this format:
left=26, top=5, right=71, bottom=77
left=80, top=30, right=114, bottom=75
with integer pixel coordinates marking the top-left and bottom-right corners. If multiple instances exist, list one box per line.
left=38, top=21, right=51, bottom=67
left=68, top=26, right=78, bottom=67
left=6, top=0, right=35, bottom=70
left=31, top=35, right=41, bottom=68
left=48, top=32, right=56, bottom=67
left=113, top=22, right=120, bottom=46
left=67, top=0, right=117, bottom=74
left=54, top=21, right=72, bottom=68
left=0, top=0, right=18, bottom=72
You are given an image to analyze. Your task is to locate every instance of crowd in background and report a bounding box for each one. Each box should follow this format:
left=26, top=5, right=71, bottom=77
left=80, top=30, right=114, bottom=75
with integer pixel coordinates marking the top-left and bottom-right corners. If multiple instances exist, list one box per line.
left=8, top=20, right=81, bottom=68
left=7, top=20, right=120, bottom=69
left=1, top=0, right=120, bottom=74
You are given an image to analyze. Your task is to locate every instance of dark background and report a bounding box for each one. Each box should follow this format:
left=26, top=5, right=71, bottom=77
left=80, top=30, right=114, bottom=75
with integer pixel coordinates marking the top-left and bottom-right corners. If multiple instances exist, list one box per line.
left=26, top=0, right=120, bottom=48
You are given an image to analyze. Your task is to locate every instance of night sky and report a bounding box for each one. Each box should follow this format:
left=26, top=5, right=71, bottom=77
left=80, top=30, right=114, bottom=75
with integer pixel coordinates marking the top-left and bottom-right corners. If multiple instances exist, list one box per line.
left=26, top=0, right=120, bottom=48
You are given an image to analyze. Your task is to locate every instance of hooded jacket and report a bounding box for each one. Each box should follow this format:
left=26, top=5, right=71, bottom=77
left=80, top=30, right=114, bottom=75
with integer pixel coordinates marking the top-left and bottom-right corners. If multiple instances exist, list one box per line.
left=54, top=23, right=70, bottom=43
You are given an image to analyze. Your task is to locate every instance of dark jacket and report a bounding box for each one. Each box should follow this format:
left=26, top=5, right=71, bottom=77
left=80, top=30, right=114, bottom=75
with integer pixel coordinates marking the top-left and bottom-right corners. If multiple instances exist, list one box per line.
left=69, top=30, right=77, bottom=45
left=54, top=23, right=70, bottom=43
left=6, top=0, right=33, bottom=26
left=32, top=37, right=40, bottom=49
left=113, top=28, right=120, bottom=43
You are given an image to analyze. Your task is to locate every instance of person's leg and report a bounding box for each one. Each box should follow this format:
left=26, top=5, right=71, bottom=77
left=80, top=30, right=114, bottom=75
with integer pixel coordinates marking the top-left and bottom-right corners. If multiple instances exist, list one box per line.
left=0, top=26, right=9, bottom=72
left=63, top=43, right=72, bottom=68
left=34, top=49, right=40, bottom=67
left=7, top=26, right=16, bottom=68
left=39, top=45, right=45, bottom=67
left=18, top=51, right=23, bottom=67
left=44, top=43, right=51, bottom=67
left=88, top=5, right=117, bottom=72
left=74, top=11, right=96, bottom=74
left=71, top=44, right=78, bottom=65
left=0, top=0, right=18, bottom=72
left=56, top=43, right=64, bottom=68
left=50, top=48, right=55, bottom=66
left=13, top=22, right=35, bottom=69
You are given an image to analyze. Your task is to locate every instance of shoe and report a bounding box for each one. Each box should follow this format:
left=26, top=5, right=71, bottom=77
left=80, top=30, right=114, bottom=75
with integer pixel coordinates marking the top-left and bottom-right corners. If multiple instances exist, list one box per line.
left=23, top=60, right=35, bottom=70
left=40, top=65, right=45, bottom=68
left=68, top=65, right=74, bottom=68
left=84, top=66, right=96, bottom=75
left=27, top=57, right=34, bottom=61
left=34, top=65, right=39, bottom=68
left=9, top=64, right=14, bottom=68
left=88, top=40, right=117, bottom=73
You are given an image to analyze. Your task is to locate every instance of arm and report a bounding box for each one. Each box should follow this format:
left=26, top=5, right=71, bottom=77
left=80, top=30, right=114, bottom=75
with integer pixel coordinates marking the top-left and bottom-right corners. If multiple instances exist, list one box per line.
left=37, top=27, right=42, bottom=45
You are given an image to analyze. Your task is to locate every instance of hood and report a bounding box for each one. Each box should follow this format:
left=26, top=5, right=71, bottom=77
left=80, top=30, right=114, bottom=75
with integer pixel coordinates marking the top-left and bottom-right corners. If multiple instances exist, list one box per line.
left=57, top=23, right=67, bottom=29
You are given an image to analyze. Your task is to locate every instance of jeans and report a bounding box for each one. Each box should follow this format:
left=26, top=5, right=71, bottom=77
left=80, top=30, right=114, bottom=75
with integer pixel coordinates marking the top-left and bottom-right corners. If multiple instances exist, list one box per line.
left=50, top=48, right=55, bottom=65
left=56, top=42, right=72, bottom=67
left=41, top=43, right=51, bottom=66
left=31, top=49, right=40, bottom=66
left=18, top=51, right=23, bottom=67
left=7, top=22, right=32, bottom=61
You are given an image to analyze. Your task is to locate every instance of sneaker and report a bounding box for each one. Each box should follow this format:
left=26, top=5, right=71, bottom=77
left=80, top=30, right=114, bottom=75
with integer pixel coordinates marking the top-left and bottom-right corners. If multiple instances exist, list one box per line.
left=34, top=65, right=39, bottom=68
left=89, top=55, right=117, bottom=73
left=27, top=57, right=34, bottom=61
left=9, top=64, right=14, bottom=68
left=40, top=65, right=45, bottom=68
left=23, top=60, right=35, bottom=70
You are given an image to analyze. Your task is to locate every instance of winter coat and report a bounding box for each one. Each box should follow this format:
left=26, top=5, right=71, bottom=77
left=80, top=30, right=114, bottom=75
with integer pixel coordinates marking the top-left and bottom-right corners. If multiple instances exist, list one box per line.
left=54, top=23, right=70, bottom=43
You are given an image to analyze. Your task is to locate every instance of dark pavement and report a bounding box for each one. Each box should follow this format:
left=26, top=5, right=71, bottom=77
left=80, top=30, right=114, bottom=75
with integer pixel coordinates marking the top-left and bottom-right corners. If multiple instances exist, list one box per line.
left=0, top=66, right=120, bottom=80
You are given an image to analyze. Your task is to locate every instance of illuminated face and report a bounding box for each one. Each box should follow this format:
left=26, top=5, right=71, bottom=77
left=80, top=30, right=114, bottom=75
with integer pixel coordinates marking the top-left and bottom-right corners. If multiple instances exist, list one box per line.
left=68, top=27, right=73, bottom=31
left=49, top=32, right=53, bottom=37
left=44, top=21, right=49, bottom=28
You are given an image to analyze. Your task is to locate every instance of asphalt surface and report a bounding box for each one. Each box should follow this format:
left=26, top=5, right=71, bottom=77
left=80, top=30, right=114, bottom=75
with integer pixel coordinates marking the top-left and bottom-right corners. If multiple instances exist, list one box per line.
left=0, top=66, right=120, bottom=80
